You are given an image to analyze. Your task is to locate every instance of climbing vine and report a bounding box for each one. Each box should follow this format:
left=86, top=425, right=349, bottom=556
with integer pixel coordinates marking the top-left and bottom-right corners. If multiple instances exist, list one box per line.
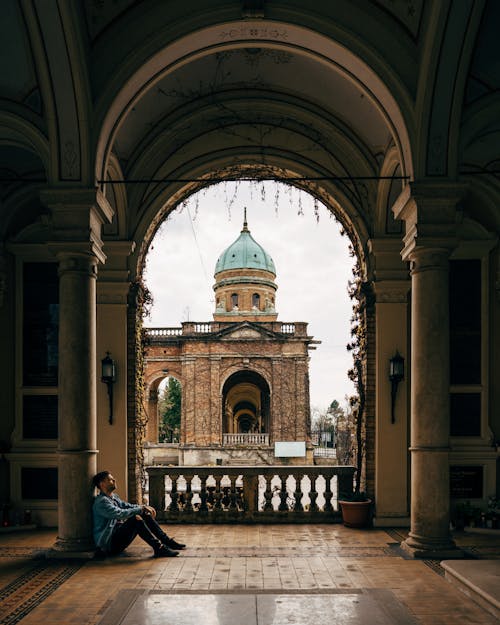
left=128, top=278, right=153, bottom=502
left=346, top=253, right=371, bottom=495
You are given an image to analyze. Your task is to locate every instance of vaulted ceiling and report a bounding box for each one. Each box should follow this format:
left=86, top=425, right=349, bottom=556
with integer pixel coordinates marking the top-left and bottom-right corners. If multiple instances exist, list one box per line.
left=0, top=1, right=498, bottom=247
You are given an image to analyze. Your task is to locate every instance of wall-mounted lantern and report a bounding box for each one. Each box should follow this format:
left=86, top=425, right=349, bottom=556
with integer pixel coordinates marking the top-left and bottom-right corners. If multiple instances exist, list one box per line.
left=101, top=352, right=116, bottom=425
left=389, top=351, right=404, bottom=424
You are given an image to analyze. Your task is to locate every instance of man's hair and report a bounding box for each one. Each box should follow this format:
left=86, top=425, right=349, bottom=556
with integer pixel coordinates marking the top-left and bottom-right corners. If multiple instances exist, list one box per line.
left=92, top=470, right=110, bottom=490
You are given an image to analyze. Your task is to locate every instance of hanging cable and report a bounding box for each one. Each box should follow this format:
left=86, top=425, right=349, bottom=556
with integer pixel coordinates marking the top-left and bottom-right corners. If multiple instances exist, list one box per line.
left=185, top=202, right=213, bottom=303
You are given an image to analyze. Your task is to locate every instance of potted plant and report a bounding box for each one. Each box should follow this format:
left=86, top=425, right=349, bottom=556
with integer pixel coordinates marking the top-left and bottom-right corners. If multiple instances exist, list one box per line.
left=338, top=265, right=372, bottom=528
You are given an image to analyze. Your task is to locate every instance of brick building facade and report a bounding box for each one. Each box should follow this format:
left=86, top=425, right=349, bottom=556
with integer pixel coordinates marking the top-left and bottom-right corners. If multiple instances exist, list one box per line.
left=144, top=218, right=318, bottom=465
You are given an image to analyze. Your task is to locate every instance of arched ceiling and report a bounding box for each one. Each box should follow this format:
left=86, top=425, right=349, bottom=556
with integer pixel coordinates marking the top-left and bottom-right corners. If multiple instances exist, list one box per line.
left=0, top=1, right=498, bottom=251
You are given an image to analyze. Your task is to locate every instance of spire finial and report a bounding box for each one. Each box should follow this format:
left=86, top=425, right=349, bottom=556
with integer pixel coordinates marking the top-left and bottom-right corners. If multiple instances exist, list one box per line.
left=242, top=207, right=249, bottom=232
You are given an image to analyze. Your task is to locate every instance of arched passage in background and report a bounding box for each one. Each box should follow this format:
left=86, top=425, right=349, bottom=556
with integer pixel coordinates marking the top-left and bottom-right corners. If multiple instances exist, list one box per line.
left=222, top=370, right=271, bottom=436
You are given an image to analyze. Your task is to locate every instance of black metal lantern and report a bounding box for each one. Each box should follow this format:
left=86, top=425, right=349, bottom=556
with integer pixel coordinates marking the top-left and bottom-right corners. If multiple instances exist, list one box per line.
left=101, top=352, right=116, bottom=425
left=389, top=351, right=404, bottom=424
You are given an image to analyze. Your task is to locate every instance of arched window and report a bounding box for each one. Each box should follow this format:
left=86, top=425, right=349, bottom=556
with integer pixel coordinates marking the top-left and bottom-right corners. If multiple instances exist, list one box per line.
left=231, top=293, right=238, bottom=308
left=252, top=293, right=260, bottom=309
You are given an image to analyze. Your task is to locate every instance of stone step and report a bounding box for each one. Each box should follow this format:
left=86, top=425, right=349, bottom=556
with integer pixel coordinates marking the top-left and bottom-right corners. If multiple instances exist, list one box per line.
left=441, top=559, right=500, bottom=619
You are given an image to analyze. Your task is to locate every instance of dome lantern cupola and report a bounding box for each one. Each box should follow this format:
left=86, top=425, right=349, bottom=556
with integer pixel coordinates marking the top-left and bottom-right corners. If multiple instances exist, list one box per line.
left=213, top=210, right=278, bottom=322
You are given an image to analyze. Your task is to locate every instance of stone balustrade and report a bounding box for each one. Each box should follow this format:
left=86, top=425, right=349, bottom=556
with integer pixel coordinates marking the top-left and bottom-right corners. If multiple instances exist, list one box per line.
left=146, top=465, right=356, bottom=523
left=144, top=321, right=310, bottom=342
left=222, top=433, right=270, bottom=445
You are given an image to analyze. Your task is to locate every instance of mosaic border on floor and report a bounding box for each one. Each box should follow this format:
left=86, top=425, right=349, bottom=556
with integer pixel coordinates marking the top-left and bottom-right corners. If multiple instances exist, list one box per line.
left=0, top=560, right=82, bottom=625
left=0, top=547, right=47, bottom=558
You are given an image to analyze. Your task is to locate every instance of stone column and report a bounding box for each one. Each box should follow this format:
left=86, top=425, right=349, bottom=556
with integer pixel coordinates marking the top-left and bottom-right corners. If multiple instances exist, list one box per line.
left=43, top=188, right=113, bottom=554
left=270, top=357, right=282, bottom=442
left=393, top=182, right=464, bottom=558
left=146, top=388, right=159, bottom=442
left=52, top=251, right=99, bottom=552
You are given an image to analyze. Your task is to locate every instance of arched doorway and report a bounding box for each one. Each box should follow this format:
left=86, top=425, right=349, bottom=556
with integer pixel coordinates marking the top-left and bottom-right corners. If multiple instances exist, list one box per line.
left=222, top=370, right=271, bottom=436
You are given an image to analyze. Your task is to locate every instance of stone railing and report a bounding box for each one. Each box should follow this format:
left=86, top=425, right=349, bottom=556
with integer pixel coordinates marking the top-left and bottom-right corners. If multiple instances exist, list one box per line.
left=222, top=433, right=270, bottom=445
left=146, top=465, right=356, bottom=523
left=146, top=327, right=182, bottom=338
left=144, top=322, right=309, bottom=342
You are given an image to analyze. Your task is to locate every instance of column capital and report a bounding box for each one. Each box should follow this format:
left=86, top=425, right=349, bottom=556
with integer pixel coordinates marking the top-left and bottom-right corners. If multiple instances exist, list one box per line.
left=41, top=187, right=114, bottom=264
left=392, top=182, right=467, bottom=261
left=368, top=238, right=410, bottom=283
left=53, top=248, right=99, bottom=278
left=373, top=280, right=410, bottom=303
left=97, top=241, right=136, bottom=304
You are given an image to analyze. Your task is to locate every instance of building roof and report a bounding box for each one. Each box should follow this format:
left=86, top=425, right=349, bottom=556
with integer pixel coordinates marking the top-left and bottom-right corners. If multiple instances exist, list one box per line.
left=214, top=216, right=276, bottom=275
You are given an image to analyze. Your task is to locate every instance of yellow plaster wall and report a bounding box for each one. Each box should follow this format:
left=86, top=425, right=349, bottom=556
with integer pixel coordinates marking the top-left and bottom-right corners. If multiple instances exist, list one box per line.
left=375, top=301, right=410, bottom=524
left=96, top=304, right=129, bottom=497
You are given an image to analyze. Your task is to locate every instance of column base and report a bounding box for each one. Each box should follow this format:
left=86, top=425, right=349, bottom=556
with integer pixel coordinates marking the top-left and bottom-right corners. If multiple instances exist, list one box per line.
left=48, top=536, right=96, bottom=559
left=400, top=533, right=465, bottom=559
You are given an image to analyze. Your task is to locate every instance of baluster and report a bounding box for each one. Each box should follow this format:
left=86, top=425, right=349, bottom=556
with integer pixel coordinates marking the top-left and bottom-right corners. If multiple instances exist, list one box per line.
left=183, top=474, right=194, bottom=512
left=199, top=473, right=208, bottom=512
left=309, top=475, right=319, bottom=512
left=168, top=473, right=179, bottom=512
left=214, top=475, right=223, bottom=511
left=263, top=475, right=273, bottom=511
left=293, top=472, right=303, bottom=512
left=229, top=476, right=238, bottom=512
left=323, top=472, right=334, bottom=512
left=278, top=473, right=289, bottom=511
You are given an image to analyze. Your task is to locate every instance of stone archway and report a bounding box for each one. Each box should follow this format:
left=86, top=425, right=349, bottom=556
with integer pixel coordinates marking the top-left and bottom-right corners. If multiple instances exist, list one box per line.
left=222, top=370, right=271, bottom=436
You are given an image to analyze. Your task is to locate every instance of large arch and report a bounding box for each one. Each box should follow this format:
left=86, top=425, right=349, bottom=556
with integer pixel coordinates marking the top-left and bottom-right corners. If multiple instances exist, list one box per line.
left=1, top=2, right=498, bottom=561
left=222, top=370, right=271, bottom=436
left=95, top=20, right=414, bottom=185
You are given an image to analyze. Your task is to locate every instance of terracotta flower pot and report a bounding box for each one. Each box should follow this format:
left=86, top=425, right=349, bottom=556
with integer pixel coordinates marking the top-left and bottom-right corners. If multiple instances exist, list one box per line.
left=339, top=499, right=372, bottom=528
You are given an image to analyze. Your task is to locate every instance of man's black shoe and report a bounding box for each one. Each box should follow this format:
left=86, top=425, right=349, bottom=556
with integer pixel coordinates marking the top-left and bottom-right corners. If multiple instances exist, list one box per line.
left=165, top=538, right=186, bottom=550
left=154, top=545, right=179, bottom=558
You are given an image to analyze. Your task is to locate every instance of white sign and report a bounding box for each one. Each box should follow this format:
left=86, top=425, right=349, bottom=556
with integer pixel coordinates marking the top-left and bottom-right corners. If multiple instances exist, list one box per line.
left=274, top=441, right=306, bottom=458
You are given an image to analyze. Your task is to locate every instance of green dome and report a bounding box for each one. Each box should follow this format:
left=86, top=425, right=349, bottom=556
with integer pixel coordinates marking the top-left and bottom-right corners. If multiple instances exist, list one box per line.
left=215, top=220, right=276, bottom=275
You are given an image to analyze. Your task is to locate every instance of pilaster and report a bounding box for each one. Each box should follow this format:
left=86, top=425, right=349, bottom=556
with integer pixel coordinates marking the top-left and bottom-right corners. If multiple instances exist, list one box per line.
left=96, top=241, right=135, bottom=495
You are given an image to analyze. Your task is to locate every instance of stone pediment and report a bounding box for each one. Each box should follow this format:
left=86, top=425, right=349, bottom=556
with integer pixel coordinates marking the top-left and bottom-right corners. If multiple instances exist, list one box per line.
left=226, top=327, right=263, bottom=339
left=216, top=322, right=279, bottom=341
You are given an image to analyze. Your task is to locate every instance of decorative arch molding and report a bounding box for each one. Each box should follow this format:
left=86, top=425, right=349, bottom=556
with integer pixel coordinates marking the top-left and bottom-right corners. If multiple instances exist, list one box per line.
left=23, top=1, right=91, bottom=183
left=219, top=365, right=272, bottom=397
left=145, top=371, right=184, bottom=392
left=95, top=19, right=414, bottom=183
left=416, top=2, right=485, bottom=177
left=374, top=144, right=404, bottom=237
left=128, top=158, right=370, bottom=284
left=102, top=152, right=128, bottom=239
left=0, top=110, right=50, bottom=175
left=459, top=92, right=500, bottom=171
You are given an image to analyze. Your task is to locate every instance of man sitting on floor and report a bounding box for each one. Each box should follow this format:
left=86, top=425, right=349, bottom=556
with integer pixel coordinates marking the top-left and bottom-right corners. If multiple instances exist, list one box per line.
left=92, top=470, right=185, bottom=558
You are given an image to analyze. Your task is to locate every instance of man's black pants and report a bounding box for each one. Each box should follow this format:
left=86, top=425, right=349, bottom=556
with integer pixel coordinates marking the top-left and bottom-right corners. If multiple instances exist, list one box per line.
left=108, top=513, right=170, bottom=555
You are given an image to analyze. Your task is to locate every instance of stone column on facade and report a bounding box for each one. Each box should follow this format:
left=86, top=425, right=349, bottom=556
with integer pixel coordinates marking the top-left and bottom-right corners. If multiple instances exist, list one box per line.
left=270, top=357, right=282, bottom=442
left=393, top=183, right=464, bottom=558
left=43, top=189, right=113, bottom=554
left=181, top=356, right=196, bottom=445
left=210, top=356, right=222, bottom=445
left=146, top=388, right=159, bottom=442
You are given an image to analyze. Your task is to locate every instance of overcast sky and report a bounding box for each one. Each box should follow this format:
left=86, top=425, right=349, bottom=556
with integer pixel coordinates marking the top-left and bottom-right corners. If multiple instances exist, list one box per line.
left=143, top=181, right=355, bottom=412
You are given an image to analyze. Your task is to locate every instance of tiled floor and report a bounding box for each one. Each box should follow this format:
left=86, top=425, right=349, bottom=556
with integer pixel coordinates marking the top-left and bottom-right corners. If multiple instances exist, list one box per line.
left=0, top=525, right=499, bottom=625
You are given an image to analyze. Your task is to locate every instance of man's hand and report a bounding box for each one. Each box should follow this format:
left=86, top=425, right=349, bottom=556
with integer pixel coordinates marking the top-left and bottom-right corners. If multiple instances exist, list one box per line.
left=142, top=505, right=157, bottom=519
